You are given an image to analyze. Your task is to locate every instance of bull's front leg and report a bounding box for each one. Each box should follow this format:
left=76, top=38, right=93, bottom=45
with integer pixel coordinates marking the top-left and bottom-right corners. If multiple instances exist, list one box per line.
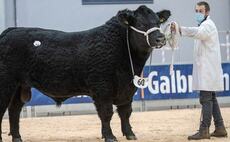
left=89, top=75, right=117, bottom=142
left=117, top=101, right=137, bottom=140
left=94, top=99, right=117, bottom=142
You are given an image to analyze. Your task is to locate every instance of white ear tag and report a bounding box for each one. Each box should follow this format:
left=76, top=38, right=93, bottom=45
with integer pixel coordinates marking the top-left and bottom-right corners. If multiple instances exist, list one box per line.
left=33, top=40, right=41, bottom=47
left=124, top=20, right=129, bottom=25
left=133, top=75, right=149, bottom=89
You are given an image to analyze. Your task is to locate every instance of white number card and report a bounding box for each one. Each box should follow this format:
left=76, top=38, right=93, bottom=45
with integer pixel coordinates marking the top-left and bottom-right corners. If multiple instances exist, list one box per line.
left=133, top=75, right=149, bottom=89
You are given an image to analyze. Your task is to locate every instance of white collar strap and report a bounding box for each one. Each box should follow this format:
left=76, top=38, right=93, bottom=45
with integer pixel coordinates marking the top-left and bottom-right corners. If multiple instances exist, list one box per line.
left=129, top=26, right=162, bottom=48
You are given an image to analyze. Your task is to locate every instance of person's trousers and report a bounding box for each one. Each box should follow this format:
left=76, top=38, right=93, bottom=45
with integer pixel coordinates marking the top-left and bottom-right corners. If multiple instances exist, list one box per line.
left=199, top=91, right=224, bottom=128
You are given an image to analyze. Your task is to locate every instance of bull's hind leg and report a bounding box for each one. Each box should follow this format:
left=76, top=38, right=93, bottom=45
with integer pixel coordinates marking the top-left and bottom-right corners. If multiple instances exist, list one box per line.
left=117, top=101, right=137, bottom=140
left=8, top=85, right=29, bottom=142
left=0, top=76, right=18, bottom=142
left=0, top=91, right=12, bottom=142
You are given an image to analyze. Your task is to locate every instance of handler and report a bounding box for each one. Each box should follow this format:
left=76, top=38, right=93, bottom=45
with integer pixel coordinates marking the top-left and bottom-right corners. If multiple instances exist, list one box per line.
left=171, top=1, right=228, bottom=140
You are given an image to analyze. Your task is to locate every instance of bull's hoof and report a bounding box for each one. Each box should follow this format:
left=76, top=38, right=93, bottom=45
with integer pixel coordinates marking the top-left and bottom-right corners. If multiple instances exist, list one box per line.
left=105, top=138, right=118, bottom=142
left=12, top=138, right=23, bottom=142
left=126, top=135, right=137, bottom=140
left=105, top=136, right=117, bottom=142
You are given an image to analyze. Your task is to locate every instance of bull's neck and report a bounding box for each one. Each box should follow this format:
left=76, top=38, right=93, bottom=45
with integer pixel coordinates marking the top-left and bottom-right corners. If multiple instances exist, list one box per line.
left=104, top=17, right=152, bottom=76
left=129, top=43, right=152, bottom=75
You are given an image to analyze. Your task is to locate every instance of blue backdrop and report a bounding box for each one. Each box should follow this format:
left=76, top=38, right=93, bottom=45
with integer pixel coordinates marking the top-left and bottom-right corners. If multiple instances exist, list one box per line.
left=26, top=63, right=230, bottom=106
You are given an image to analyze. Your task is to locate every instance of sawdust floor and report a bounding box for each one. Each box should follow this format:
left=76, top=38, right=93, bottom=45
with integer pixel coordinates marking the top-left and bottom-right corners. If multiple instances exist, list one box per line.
left=2, top=108, right=230, bottom=142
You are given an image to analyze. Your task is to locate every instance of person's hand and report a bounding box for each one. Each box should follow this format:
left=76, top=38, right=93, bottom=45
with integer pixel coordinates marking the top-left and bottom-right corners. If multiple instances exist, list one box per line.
left=170, top=22, right=176, bottom=33
left=170, top=22, right=182, bottom=35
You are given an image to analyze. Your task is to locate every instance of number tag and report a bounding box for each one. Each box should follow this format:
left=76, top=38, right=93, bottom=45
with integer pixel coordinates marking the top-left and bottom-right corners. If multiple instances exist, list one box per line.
left=133, top=75, right=149, bottom=89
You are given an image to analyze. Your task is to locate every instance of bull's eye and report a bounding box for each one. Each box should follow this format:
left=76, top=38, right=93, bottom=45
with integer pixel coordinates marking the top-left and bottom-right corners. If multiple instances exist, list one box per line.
left=139, top=24, right=145, bottom=29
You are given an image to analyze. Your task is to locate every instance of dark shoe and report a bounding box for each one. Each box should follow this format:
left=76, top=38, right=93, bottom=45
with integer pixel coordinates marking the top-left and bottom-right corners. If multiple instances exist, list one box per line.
left=188, top=127, right=210, bottom=140
left=211, top=126, right=228, bottom=137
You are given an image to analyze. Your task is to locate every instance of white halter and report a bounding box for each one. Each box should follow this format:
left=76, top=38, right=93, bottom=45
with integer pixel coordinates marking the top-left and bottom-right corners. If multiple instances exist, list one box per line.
left=127, top=26, right=162, bottom=88
left=129, top=26, right=163, bottom=48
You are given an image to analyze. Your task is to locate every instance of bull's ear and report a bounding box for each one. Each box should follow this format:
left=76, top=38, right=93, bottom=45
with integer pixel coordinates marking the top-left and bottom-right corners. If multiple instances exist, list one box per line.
left=156, top=10, right=171, bottom=24
left=117, top=9, right=135, bottom=27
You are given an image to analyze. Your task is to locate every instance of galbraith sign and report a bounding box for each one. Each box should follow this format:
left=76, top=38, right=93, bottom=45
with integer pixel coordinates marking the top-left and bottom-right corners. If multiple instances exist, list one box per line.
left=147, top=70, right=193, bottom=94
left=138, top=63, right=230, bottom=100
left=27, top=63, right=230, bottom=106
left=146, top=67, right=229, bottom=94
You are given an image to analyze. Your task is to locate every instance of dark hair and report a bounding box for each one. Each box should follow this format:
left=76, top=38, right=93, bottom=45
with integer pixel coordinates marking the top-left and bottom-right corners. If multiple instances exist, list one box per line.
left=197, top=1, right=210, bottom=12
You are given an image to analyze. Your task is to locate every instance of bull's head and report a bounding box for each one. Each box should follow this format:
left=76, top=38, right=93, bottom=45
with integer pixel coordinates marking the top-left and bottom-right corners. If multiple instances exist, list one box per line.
left=117, top=5, right=171, bottom=50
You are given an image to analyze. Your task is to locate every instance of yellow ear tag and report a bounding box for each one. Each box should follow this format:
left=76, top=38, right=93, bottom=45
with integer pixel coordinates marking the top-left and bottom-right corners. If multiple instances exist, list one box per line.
left=160, top=18, right=164, bottom=23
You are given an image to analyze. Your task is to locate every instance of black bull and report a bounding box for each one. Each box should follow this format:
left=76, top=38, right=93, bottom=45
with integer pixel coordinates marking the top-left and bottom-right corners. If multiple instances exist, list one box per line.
left=0, top=5, right=171, bottom=142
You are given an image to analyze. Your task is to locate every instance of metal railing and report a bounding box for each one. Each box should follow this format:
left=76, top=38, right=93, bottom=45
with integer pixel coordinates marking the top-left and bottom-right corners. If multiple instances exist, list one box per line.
left=219, top=30, right=230, bottom=61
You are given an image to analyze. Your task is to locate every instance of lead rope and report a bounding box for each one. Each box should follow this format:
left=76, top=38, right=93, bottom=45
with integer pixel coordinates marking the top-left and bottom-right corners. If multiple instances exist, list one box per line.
left=126, top=28, right=135, bottom=78
left=148, top=50, right=153, bottom=74
left=163, top=22, right=180, bottom=75
left=170, top=48, right=175, bottom=75
left=170, top=22, right=179, bottom=75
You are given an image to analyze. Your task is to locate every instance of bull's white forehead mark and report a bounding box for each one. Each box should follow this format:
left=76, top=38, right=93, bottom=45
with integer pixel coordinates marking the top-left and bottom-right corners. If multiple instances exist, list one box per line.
left=33, top=40, right=41, bottom=47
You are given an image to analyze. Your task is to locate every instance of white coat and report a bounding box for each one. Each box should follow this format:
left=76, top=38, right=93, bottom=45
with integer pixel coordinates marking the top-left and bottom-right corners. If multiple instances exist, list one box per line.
left=180, top=16, right=224, bottom=91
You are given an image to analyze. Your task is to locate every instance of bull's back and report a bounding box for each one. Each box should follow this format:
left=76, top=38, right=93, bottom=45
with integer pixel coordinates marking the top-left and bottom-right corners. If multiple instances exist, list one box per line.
left=0, top=27, right=89, bottom=95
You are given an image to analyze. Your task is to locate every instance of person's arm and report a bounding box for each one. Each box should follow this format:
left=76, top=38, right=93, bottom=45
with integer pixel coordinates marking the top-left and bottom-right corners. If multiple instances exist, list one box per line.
left=180, top=23, right=215, bottom=40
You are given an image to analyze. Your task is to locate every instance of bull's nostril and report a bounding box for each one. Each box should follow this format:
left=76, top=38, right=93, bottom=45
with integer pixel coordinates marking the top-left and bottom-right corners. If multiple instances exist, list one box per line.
left=156, top=37, right=165, bottom=43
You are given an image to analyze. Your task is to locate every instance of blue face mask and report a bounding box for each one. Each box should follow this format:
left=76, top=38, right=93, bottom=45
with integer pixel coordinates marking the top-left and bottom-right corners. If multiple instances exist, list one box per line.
left=195, top=13, right=205, bottom=24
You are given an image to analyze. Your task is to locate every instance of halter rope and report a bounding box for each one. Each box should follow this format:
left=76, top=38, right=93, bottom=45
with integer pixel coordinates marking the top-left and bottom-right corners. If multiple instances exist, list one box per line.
left=126, top=26, right=162, bottom=88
